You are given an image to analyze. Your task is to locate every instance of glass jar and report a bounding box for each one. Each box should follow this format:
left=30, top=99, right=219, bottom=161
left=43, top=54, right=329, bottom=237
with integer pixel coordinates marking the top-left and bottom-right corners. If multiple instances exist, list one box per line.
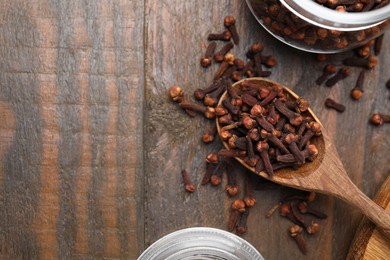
left=137, top=227, right=264, bottom=260
left=246, top=0, right=390, bottom=53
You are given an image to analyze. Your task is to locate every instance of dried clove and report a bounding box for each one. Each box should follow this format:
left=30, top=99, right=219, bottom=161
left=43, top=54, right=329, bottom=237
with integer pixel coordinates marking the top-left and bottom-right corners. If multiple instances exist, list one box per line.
left=207, top=30, right=232, bottom=41
left=350, top=70, right=365, bottom=100
left=214, top=42, right=234, bottom=62
left=316, top=64, right=337, bottom=85
left=324, top=98, right=346, bottom=113
left=289, top=225, right=308, bottom=255
left=325, top=67, right=350, bottom=87
left=179, top=102, right=216, bottom=118
left=231, top=199, right=246, bottom=213
left=236, top=209, right=249, bottom=235
left=200, top=41, right=217, bottom=68
left=243, top=173, right=256, bottom=207
left=342, top=55, right=378, bottom=69
left=202, top=124, right=217, bottom=143
left=181, top=169, right=196, bottom=193
left=224, top=16, right=239, bottom=45
left=370, top=113, right=390, bottom=126
left=226, top=160, right=239, bottom=197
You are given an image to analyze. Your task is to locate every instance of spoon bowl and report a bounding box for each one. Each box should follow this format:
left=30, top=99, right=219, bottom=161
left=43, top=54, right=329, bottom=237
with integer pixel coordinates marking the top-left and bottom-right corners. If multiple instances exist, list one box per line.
left=216, top=77, right=390, bottom=237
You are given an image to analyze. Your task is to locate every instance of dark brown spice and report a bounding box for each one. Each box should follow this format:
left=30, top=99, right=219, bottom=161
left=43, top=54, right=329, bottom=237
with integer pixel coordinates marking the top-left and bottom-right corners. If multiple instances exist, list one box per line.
left=226, top=161, right=238, bottom=197
left=179, top=102, right=216, bottom=118
left=222, top=99, right=240, bottom=115
left=261, top=55, right=277, bottom=67
left=324, top=98, right=346, bottom=113
left=202, top=162, right=217, bottom=185
left=342, top=55, right=378, bottom=69
left=298, top=121, right=321, bottom=150
left=298, top=201, right=328, bottom=219
left=203, top=80, right=227, bottom=107
left=374, top=33, right=384, bottom=55
left=306, top=222, right=320, bottom=235
left=290, top=202, right=309, bottom=229
left=227, top=210, right=240, bottom=231
left=207, top=30, right=232, bottom=41
left=280, top=203, right=301, bottom=225
left=181, top=169, right=196, bottom=193
left=206, top=152, right=219, bottom=164
left=194, top=81, right=221, bottom=101
left=218, top=148, right=247, bottom=159
left=260, top=85, right=283, bottom=106
left=169, top=85, right=184, bottom=101
left=263, top=131, right=289, bottom=154
left=211, top=161, right=226, bottom=186
left=274, top=99, right=303, bottom=126
left=236, top=209, right=249, bottom=235
left=231, top=199, right=246, bottom=213
left=289, top=225, right=308, bottom=255
left=277, top=144, right=318, bottom=163
left=224, top=16, right=239, bottom=45
left=200, top=41, right=217, bottom=68
left=214, top=53, right=235, bottom=80
left=284, top=134, right=305, bottom=164
left=356, top=45, right=371, bottom=57
left=169, top=86, right=197, bottom=117
left=202, top=124, right=217, bottom=143
left=245, top=136, right=257, bottom=168
left=370, top=113, right=390, bottom=126
left=214, top=42, right=234, bottom=62
left=315, top=64, right=337, bottom=85
left=350, top=70, right=365, bottom=100
left=325, top=67, right=350, bottom=87
left=243, top=173, right=256, bottom=207
left=256, top=141, right=274, bottom=177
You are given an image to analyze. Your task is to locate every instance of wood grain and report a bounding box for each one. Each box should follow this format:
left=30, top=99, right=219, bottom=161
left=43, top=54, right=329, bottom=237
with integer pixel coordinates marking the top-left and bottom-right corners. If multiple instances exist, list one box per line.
left=0, top=0, right=144, bottom=259
left=347, top=176, right=390, bottom=259
left=144, top=0, right=390, bottom=259
left=0, top=0, right=389, bottom=259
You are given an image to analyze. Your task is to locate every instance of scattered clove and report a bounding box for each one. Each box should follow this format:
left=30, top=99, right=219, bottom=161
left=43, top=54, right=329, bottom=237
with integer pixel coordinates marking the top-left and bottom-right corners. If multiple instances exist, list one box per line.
left=370, top=113, right=390, bottom=126
left=350, top=70, right=365, bottom=100
left=207, top=30, right=232, bottom=41
left=325, top=67, right=350, bottom=87
left=201, top=41, right=217, bottom=68
left=324, top=98, right=346, bottom=113
left=316, top=64, right=337, bottom=85
left=224, top=16, right=239, bottom=45
left=289, top=225, right=308, bottom=255
left=181, top=169, right=196, bottom=193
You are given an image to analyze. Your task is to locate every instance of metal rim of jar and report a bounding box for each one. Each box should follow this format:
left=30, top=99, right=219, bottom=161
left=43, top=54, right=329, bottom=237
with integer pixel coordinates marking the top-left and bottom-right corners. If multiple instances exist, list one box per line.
left=137, top=227, right=264, bottom=260
left=280, top=0, right=390, bottom=31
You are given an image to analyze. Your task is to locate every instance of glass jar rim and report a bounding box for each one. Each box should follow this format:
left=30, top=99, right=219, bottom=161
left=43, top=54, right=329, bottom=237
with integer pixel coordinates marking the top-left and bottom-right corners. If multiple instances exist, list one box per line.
left=137, top=227, right=264, bottom=260
left=281, top=0, right=390, bottom=30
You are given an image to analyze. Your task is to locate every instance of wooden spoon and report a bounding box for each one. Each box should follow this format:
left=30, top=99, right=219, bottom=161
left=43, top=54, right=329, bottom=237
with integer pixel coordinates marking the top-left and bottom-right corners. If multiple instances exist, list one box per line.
left=216, top=77, right=390, bottom=237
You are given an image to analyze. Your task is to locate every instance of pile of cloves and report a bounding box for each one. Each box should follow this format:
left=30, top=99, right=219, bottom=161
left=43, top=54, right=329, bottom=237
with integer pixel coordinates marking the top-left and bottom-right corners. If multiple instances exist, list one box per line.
left=249, top=0, right=389, bottom=51
left=266, top=191, right=328, bottom=255
left=170, top=15, right=325, bottom=255
left=315, top=33, right=390, bottom=123
left=215, top=79, right=321, bottom=178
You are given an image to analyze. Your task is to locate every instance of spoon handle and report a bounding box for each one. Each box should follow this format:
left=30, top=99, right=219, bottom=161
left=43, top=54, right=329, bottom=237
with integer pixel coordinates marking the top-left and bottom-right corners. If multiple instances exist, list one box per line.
left=332, top=175, right=390, bottom=238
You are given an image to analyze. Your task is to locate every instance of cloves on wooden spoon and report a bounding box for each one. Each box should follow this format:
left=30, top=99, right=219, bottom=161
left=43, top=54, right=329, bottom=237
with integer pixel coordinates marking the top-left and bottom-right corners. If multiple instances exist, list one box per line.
left=216, top=77, right=390, bottom=238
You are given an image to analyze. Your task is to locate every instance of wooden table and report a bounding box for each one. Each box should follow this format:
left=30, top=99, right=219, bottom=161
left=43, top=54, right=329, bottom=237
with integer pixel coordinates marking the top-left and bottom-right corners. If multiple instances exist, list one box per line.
left=0, top=1, right=389, bottom=259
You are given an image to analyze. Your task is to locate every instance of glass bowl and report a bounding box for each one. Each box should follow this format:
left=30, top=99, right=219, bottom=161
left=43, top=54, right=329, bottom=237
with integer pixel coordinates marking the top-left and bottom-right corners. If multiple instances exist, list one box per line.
left=137, top=227, right=264, bottom=260
left=246, top=0, right=390, bottom=53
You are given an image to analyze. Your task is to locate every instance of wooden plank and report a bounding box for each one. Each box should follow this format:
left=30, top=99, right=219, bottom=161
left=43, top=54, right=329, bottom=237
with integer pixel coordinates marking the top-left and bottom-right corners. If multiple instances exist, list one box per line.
left=0, top=0, right=144, bottom=259
left=144, top=0, right=390, bottom=259
left=348, top=176, right=390, bottom=259
left=0, top=0, right=389, bottom=259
